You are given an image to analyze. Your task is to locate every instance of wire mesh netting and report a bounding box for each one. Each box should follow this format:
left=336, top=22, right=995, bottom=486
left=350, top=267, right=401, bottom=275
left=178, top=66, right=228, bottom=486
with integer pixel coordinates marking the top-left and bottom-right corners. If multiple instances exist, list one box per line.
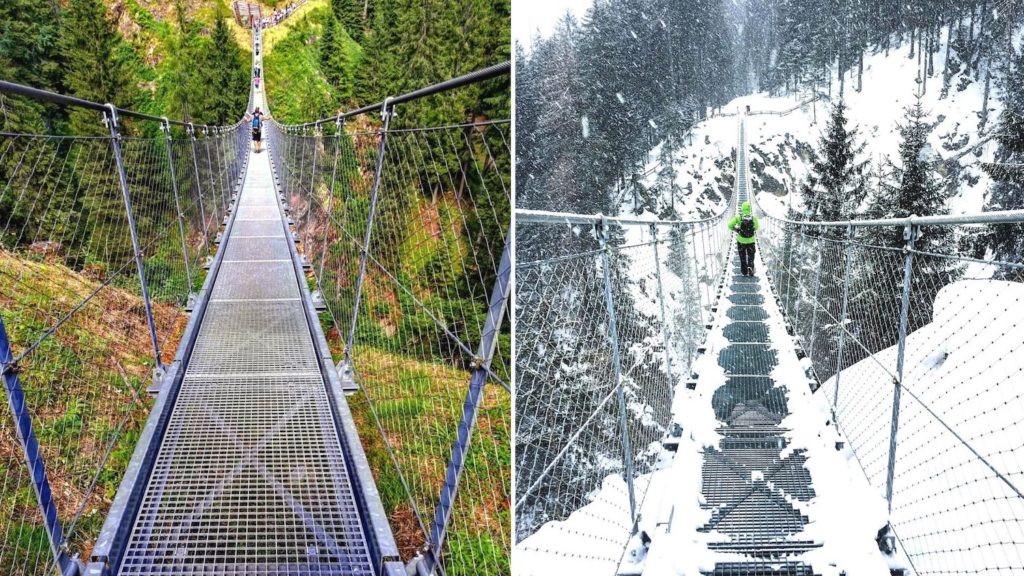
left=513, top=213, right=731, bottom=568
left=758, top=214, right=1024, bottom=575
left=0, top=96, right=248, bottom=575
left=265, top=99, right=511, bottom=574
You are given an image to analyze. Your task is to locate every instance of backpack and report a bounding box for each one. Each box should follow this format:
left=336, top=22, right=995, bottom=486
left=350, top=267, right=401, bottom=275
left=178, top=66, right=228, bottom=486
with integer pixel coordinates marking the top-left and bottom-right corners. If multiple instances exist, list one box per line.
left=252, top=115, right=261, bottom=130
left=738, top=215, right=755, bottom=238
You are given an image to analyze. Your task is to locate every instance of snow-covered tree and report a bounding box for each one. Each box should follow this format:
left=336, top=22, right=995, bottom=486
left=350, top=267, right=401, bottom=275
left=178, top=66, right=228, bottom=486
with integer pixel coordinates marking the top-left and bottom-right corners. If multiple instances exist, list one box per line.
left=982, top=46, right=1024, bottom=277
left=802, top=100, right=869, bottom=222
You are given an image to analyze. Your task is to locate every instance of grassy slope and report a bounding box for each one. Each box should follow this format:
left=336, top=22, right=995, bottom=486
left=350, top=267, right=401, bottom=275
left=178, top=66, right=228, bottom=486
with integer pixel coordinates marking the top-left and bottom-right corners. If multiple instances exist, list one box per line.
left=264, top=3, right=362, bottom=123
left=0, top=251, right=187, bottom=570
left=116, top=0, right=252, bottom=118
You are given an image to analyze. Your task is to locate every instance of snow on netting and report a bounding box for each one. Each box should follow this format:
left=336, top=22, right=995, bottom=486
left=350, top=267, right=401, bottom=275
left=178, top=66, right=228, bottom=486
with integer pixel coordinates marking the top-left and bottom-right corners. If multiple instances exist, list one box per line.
left=514, top=212, right=730, bottom=565
left=758, top=214, right=1024, bottom=574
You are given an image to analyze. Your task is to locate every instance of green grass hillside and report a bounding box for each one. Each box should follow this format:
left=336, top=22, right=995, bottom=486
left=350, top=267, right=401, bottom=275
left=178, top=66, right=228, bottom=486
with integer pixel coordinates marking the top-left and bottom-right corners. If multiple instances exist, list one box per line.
left=264, top=3, right=362, bottom=122
left=0, top=251, right=186, bottom=573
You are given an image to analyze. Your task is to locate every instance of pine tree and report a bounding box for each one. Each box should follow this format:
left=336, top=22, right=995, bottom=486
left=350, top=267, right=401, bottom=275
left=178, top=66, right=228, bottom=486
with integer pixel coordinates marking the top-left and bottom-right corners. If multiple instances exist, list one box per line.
left=320, top=15, right=340, bottom=84
left=860, top=94, right=958, bottom=337
left=870, top=96, right=951, bottom=250
left=0, top=0, right=64, bottom=132
left=205, top=13, right=248, bottom=125
left=982, top=47, right=1024, bottom=276
left=331, top=0, right=364, bottom=43
left=60, top=0, right=139, bottom=136
left=802, top=100, right=869, bottom=222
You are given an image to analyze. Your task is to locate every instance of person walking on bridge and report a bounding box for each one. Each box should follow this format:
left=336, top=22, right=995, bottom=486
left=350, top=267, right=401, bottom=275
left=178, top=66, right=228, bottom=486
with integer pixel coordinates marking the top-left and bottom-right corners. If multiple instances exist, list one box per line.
left=728, top=200, right=759, bottom=276
left=250, top=107, right=264, bottom=153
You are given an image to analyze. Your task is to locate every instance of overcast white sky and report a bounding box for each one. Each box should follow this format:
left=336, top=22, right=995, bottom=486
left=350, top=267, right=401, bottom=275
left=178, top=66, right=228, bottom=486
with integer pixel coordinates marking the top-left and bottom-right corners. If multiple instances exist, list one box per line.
left=512, top=0, right=595, bottom=50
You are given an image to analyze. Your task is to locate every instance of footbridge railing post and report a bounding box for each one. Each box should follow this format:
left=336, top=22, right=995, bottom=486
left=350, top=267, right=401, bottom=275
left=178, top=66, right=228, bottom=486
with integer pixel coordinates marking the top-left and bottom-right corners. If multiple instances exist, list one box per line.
left=344, top=100, right=393, bottom=365
left=318, top=118, right=343, bottom=283
left=599, top=216, right=638, bottom=530
left=885, top=222, right=918, bottom=512
left=421, top=238, right=511, bottom=575
left=187, top=123, right=212, bottom=253
left=833, top=224, right=854, bottom=407
left=0, top=316, right=76, bottom=575
left=104, top=104, right=162, bottom=371
left=161, top=119, right=194, bottom=298
left=650, top=224, right=675, bottom=383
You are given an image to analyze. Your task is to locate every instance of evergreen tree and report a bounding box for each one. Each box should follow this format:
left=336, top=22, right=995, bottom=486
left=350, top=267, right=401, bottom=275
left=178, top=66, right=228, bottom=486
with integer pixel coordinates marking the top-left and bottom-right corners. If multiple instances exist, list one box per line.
left=860, top=94, right=957, bottom=337
left=982, top=47, right=1024, bottom=277
left=203, top=13, right=249, bottom=125
left=868, top=96, right=951, bottom=249
left=60, top=0, right=139, bottom=136
left=331, top=0, right=364, bottom=43
left=802, top=100, right=869, bottom=222
left=0, top=0, right=64, bottom=132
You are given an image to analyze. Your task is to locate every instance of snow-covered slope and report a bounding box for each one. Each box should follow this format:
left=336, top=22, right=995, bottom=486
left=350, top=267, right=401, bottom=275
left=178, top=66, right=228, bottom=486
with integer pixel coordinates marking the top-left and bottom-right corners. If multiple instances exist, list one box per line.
left=648, top=26, right=1016, bottom=221
left=820, top=278, right=1024, bottom=575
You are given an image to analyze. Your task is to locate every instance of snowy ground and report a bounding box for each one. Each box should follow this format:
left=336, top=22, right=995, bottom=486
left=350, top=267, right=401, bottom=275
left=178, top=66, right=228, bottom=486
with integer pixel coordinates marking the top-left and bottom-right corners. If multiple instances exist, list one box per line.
left=820, top=279, right=1024, bottom=575
left=645, top=26, right=1016, bottom=222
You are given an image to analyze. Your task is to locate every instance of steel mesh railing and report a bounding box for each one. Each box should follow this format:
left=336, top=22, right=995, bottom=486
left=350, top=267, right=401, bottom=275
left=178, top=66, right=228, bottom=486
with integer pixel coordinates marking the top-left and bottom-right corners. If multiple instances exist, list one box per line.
left=757, top=210, right=1024, bottom=575
left=513, top=208, right=732, bottom=568
left=264, top=64, right=511, bottom=576
left=0, top=91, right=248, bottom=575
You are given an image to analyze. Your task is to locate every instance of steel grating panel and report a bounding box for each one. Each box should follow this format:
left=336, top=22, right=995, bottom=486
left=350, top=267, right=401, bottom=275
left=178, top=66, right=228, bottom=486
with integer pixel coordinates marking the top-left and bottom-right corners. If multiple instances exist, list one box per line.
left=726, top=307, right=768, bottom=322
left=728, top=293, right=764, bottom=306
left=231, top=219, right=287, bottom=238
left=730, top=282, right=760, bottom=293
left=120, top=376, right=374, bottom=575
left=223, top=236, right=293, bottom=261
left=718, top=344, right=778, bottom=375
left=723, top=322, right=770, bottom=343
left=187, top=301, right=320, bottom=374
left=119, top=145, right=375, bottom=575
left=236, top=204, right=283, bottom=220
left=212, top=261, right=301, bottom=300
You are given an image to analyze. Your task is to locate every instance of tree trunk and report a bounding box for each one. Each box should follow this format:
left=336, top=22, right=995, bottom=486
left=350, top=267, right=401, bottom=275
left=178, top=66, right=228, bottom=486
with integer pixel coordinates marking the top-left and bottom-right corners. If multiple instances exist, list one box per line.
left=942, top=20, right=953, bottom=97
left=857, top=49, right=863, bottom=92
left=980, top=67, right=991, bottom=134
left=910, top=27, right=916, bottom=58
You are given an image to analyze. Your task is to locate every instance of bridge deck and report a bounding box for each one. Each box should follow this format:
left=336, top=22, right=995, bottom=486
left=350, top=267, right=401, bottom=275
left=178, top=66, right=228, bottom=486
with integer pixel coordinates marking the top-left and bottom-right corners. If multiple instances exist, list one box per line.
left=116, top=94, right=377, bottom=573
left=695, top=116, right=819, bottom=574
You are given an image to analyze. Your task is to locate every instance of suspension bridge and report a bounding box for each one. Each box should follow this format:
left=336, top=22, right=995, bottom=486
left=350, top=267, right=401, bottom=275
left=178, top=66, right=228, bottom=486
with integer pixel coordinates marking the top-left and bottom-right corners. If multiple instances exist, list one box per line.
left=515, top=110, right=1024, bottom=575
left=0, top=27, right=510, bottom=576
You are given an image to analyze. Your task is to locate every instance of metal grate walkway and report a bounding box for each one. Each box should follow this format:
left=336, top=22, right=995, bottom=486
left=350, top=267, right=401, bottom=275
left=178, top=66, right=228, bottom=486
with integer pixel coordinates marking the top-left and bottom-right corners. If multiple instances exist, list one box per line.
left=697, top=115, right=820, bottom=574
left=108, top=60, right=392, bottom=572
left=118, top=132, right=377, bottom=575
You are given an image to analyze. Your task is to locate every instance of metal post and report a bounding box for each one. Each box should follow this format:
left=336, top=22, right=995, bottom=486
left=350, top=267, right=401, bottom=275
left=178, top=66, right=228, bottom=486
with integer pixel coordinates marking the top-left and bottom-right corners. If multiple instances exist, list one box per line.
left=0, top=316, right=73, bottom=574
left=833, top=224, right=854, bottom=407
left=599, top=217, right=637, bottom=529
left=105, top=105, right=162, bottom=369
left=689, top=225, right=710, bottom=330
left=305, top=125, right=318, bottom=247
left=785, top=224, right=796, bottom=314
left=345, top=100, right=393, bottom=362
left=297, top=126, right=308, bottom=222
left=807, top=245, right=823, bottom=357
left=319, top=118, right=343, bottom=282
left=186, top=124, right=211, bottom=253
left=885, top=222, right=917, bottom=512
left=161, top=120, right=194, bottom=296
left=422, top=240, right=511, bottom=575
left=202, top=127, right=223, bottom=216
left=650, top=224, right=675, bottom=383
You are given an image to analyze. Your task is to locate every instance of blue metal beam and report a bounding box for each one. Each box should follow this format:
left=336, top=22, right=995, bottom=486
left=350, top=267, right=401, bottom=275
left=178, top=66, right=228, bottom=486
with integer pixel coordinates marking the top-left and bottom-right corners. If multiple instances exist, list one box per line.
left=422, top=238, right=512, bottom=575
left=0, top=315, right=73, bottom=574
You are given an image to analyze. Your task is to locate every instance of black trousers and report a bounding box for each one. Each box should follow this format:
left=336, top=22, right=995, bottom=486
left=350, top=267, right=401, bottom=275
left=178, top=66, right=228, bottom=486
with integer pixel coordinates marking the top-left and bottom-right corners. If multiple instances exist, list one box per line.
left=738, top=242, right=756, bottom=275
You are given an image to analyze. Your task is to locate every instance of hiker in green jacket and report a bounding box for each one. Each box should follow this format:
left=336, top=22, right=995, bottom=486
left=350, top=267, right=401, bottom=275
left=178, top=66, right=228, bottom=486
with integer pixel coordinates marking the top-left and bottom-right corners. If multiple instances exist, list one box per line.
left=728, top=201, right=759, bottom=276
